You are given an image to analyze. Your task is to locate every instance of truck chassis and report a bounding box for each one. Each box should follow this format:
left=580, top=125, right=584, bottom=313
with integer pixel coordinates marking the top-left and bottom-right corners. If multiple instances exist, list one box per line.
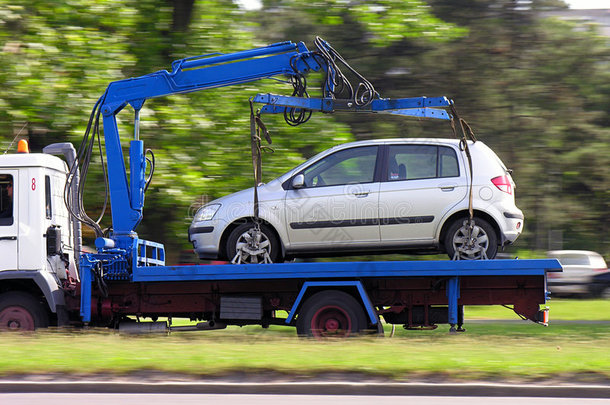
left=66, top=259, right=560, bottom=336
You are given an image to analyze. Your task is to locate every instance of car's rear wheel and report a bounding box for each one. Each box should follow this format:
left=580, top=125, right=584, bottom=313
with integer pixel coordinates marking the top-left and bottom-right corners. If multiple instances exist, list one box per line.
left=591, top=285, right=610, bottom=299
left=226, top=222, right=282, bottom=264
left=444, top=217, right=498, bottom=260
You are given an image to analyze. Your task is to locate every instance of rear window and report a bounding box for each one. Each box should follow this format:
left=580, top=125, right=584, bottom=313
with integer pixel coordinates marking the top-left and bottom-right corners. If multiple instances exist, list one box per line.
left=550, top=252, right=606, bottom=268
left=554, top=255, right=590, bottom=266
left=387, top=145, right=459, bottom=181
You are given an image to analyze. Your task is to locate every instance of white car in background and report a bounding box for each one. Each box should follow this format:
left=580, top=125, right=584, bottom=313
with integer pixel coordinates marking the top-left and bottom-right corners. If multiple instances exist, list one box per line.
left=189, top=138, right=523, bottom=263
left=546, top=250, right=609, bottom=296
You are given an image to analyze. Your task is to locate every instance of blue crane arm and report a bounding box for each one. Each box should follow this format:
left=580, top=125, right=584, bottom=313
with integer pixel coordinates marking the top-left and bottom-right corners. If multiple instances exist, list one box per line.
left=253, top=93, right=453, bottom=120
left=101, top=42, right=320, bottom=116
left=99, top=41, right=322, bottom=242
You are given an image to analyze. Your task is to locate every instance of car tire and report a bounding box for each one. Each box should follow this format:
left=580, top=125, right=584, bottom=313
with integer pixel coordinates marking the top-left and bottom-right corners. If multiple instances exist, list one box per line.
left=226, top=222, right=282, bottom=264
left=591, top=285, right=610, bottom=299
left=444, top=217, right=498, bottom=260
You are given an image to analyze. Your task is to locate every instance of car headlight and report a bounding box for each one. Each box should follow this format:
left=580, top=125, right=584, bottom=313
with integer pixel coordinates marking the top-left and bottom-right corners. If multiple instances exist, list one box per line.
left=194, top=204, right=221, bottom=222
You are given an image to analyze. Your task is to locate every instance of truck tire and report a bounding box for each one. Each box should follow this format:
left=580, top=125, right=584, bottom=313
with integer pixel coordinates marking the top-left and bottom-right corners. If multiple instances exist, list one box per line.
left=0, top=291, right=49, bottom=331
left=296, top=290, right=367, bottom=337
left=226, top=222, right=282, bottom=264
left=444, top=217, right=498, bottom=260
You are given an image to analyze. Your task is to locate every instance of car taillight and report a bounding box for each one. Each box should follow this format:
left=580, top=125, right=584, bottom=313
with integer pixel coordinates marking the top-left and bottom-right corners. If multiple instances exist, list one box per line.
left=491, top=175, right=513, bottom=195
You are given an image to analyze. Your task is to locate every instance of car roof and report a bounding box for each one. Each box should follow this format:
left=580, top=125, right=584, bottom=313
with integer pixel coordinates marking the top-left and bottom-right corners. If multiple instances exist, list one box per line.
left=547, top=250, right=602, bottom=257
left=320, top=138, right=479, bottom=155
left=334, top=138, right=470, bottom=148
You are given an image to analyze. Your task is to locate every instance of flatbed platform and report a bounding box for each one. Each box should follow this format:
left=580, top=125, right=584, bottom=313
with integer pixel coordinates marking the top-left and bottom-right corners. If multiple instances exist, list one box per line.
left=132, top=259, right=562, bottom=282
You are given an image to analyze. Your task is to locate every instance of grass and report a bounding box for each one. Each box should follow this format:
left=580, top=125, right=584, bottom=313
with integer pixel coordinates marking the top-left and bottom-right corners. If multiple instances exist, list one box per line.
left=0, top=323, right=608, bottom=381
left=0, top=299, right=608, bottom=382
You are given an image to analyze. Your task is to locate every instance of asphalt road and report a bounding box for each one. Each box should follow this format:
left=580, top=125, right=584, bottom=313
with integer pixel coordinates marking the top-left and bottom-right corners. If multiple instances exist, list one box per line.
left=1, top=379, right=609, bottom=399
left=2, top=394, right=610, bottom=405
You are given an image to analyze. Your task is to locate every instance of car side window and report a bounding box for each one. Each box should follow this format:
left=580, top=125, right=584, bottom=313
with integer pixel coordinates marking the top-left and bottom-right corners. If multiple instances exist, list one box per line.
left=0, top=174, right=14, bottom=226
left=439, top=146, right=459, bottom=178
left=387, top=145, right=459, bottom=181
left=302, top=146, right=378, bottom=187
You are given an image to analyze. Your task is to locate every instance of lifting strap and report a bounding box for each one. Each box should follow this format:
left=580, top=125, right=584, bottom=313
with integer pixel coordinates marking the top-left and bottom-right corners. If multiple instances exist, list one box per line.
left=249, top=99, right=273, bottom=221
left=449, top=104, right=486, bottom=260
left=449, top=103, right=476, bottom=221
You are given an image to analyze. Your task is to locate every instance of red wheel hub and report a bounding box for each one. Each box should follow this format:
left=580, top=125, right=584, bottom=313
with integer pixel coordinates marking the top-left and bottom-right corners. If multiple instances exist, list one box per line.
left=310, top=305, right=352, bottom=337
left=0, top=306, right=35, bottom=331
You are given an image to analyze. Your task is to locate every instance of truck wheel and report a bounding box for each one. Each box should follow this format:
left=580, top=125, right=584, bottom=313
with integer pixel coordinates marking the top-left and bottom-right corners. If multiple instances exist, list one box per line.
left=0, top=292, right=49, bottom=331
left=444, top=217, right=498, bottom=260
left=226, top=222, right=282, bottom=264
left=296, top=290, right=367, bottom=338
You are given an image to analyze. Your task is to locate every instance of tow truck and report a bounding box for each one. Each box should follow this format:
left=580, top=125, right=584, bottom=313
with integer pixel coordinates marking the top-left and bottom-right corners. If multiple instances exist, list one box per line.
left=0, top=38, right=560, bottom=336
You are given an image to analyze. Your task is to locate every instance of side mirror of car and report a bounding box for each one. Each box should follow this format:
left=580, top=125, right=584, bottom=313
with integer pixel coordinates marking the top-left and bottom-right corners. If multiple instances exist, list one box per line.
left=292, top=174, right=305, bottom=189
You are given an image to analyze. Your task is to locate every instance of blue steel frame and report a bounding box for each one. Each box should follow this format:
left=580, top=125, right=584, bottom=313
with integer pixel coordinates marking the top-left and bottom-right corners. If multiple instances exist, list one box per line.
left=285, top=281, right=378, bottom=325
left=254, top=94, right=453, bottom=120
left=131, top=259, right=561, bottom=282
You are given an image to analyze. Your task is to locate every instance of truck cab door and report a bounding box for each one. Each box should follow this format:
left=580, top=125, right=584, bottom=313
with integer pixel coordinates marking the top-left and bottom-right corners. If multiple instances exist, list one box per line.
left=0, top=170, right=18, bottom=271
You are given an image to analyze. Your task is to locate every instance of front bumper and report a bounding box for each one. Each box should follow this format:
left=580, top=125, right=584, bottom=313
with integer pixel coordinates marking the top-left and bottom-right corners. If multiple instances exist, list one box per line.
left=189, top=220, right=225, bottom=259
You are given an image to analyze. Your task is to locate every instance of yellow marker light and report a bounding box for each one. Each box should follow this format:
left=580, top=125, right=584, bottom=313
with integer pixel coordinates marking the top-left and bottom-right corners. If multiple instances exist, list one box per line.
left=17, top=139, right=30, bottom=153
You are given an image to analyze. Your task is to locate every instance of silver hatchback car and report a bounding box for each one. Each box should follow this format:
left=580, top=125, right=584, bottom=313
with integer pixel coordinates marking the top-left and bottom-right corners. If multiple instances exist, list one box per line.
left=547, top=250, right=609, bottom=296
left=189, top=138, right=523, bottom=263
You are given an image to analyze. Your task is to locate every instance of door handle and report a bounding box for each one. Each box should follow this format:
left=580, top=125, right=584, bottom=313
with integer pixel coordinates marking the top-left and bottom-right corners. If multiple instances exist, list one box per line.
left=0, top=236, right=16, bottom=241
left=439, top=185, right=456, bottom=192
left=353, top=191, right=370, bottom=198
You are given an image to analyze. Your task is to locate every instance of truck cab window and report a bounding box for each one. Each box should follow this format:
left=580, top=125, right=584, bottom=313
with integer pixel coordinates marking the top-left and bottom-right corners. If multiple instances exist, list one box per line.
left=0, top=174, right=13, bottom=226
left=45, top=175, right=52, bottom=219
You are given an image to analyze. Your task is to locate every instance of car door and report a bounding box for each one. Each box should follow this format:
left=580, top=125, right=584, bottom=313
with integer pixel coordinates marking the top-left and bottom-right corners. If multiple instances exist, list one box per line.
left=378, top=143, right=467, bottom=243
left=284, top=145, right=381, bottom=250
left=0, top=171, right=18, bottom=271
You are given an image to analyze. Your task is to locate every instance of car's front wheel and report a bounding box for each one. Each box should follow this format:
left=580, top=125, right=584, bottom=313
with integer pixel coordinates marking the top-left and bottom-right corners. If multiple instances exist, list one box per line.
left=444, top=217, right=498, bottom=260
left=225, top=222, right=282, bottom=264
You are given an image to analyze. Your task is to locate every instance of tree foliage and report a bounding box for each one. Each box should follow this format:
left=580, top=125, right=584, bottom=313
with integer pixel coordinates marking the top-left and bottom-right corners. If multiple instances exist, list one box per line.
left=0, top=0, right=608, bottom=258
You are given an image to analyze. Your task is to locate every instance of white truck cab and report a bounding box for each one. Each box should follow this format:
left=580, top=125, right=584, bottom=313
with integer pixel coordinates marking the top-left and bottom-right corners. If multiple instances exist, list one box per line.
left=0, top=141, right=78, bottom=329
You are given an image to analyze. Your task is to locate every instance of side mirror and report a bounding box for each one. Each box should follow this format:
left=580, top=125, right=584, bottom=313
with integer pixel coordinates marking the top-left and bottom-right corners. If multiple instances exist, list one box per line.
left=292, top=174, right=305, bottom=189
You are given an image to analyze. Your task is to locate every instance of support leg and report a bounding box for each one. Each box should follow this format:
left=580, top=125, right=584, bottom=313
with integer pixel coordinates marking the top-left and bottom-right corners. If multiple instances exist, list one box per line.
left=457, top=305, right=466, bottom=332
left=79, top=258, right=95, bottom=324
left=446, top=276, right=460, bottom=333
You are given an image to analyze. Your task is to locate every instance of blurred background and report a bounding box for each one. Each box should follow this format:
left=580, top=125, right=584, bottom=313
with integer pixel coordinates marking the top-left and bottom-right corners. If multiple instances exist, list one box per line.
left=0, top=0, right=608, bottom=263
